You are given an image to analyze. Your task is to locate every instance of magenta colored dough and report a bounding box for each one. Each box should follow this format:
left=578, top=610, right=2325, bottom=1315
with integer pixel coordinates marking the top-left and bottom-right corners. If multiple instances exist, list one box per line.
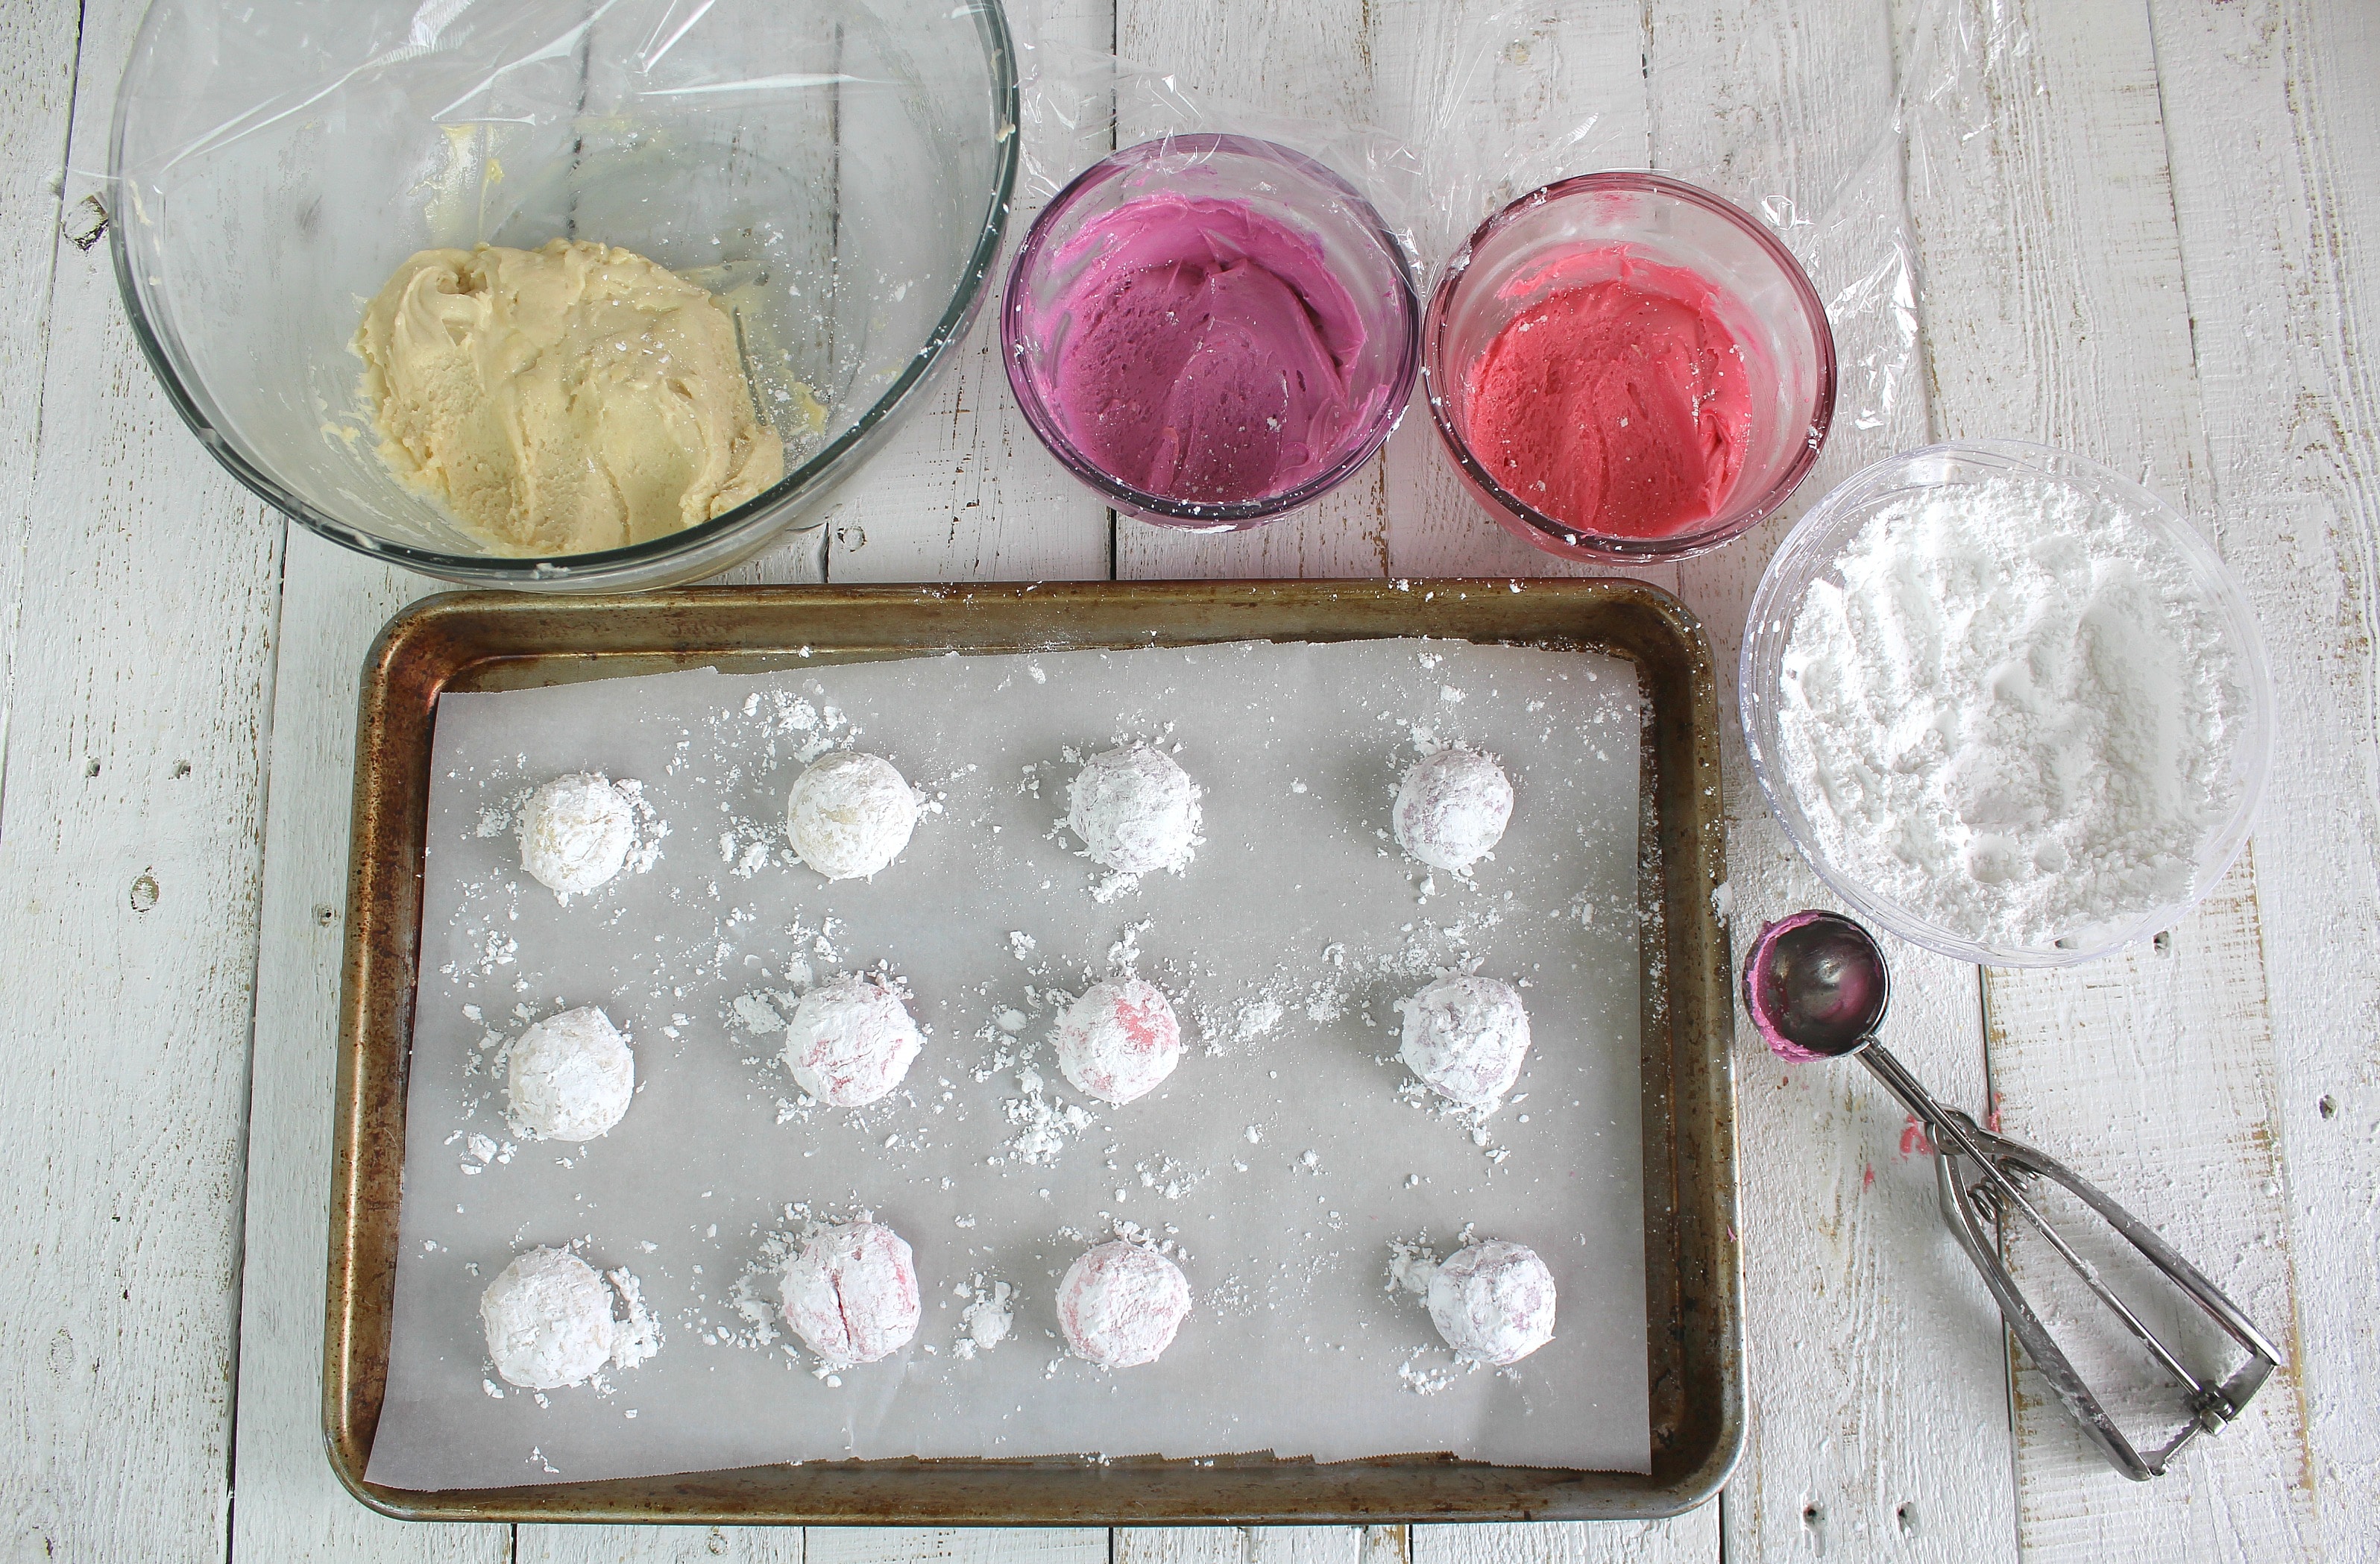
left=1743, top=911, right=1830, bottom=1064
left=1039, top=195, right=1380, bottom=504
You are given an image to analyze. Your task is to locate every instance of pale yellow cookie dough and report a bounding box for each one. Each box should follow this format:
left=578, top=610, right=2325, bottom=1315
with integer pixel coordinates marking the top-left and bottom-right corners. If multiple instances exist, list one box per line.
left=355, top=239, right=786, bottom=556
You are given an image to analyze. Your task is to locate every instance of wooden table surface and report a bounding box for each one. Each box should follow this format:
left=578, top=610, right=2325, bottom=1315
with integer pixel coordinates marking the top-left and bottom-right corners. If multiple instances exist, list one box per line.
left=3, top=0, right=2374, bottom=1560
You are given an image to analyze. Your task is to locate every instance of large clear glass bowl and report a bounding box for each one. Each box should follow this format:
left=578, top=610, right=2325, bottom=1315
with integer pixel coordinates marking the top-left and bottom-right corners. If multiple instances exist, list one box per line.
left=110, top=0, right=1018, bottom=589
left=1740, top=440, right=2273, bottom=966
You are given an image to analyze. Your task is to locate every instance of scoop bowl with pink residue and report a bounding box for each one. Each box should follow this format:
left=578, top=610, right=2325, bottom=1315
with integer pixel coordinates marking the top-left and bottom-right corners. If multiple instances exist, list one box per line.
left=1003, top=134, right=1420, bottom=529
left=1424, top=172, right=1836, bottom=563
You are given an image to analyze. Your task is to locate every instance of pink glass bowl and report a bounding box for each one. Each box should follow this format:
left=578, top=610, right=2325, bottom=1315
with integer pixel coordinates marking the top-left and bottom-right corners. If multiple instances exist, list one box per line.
left=1001, top=134, right=1420, bottom=530
left=1423, top=171, right=1836, bottom=564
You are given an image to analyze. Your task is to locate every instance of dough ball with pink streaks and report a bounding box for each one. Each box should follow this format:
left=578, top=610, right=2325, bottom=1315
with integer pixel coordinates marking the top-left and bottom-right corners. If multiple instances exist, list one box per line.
left=1054, top=978, right=1181, bottom=1106
left=780, top=1221, right=921, bottom=1367
left=782, top=974, right=922, bottom=1108
left=1057, top=1240, right=1191, bottom=1368
left=1427, top=1240, right=1555, bottom=1366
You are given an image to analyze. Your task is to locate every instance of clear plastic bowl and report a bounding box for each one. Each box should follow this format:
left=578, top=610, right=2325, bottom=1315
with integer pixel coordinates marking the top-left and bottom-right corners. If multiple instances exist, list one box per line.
left=1001, top=134, right=1420, bottom=530
left=1740, top=440, right=2274, bottom=966
left=1423, top=172, right=1835, bottom=564
left=110, top=0, right=1019, bottom=590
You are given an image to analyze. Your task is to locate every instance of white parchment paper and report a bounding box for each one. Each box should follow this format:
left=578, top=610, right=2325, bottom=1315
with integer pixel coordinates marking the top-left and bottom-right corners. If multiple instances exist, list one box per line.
left=364, top=637, right=1650, bottom=1489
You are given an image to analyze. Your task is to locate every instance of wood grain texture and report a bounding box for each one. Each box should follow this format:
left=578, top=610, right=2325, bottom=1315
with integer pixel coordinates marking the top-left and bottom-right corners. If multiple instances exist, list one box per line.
left=0, top=0, right=81, bottom=806
left=521, top=1524, right=804, bottom=1563
left=822, top=0, right=1115, bottom=586
left=1121, top=1527, right=1361, bottom=1564
left=1419, top=1520, right=1719, bottom=1564
left=1643, top=0, right=2021, bottom=1557
left=1898, top=0, right=2317, bottom=1556
left=2150, top=0, right=2380, bottom=1554
left=226, top=537, right=503, bottom=1564
left=1109, top=0, right=1391, bottom=582
left=0, top=0, right=288, bottom=1558
left=807, top=1529, right=1106, bottom=1564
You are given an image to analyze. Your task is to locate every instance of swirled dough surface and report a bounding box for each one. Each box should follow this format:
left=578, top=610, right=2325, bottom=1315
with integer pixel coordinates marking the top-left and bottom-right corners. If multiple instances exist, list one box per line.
left=356, top=239, right=784, bottom=556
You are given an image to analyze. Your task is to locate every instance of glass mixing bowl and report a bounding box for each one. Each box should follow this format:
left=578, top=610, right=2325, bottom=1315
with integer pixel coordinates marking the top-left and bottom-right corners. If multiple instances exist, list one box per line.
left=1740, top=440, right=2273, bottom=966
left=1423, top=172, right=1835, bottom=564
left=110, top=0, right=1018, bottom=589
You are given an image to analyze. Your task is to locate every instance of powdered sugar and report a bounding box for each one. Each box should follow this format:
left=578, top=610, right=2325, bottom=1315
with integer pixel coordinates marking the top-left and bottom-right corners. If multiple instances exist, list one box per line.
left=1393, top=748, right=1513, bottom=873
left=517, top=773, right=638, bottom=896
left=506, top=1006, right=635, bottom=1142
left=787, top=751, right=920, bottom=881
left=780, top=973, right=923, bottom=1108
left=1057, top=1239, right=1192, bottom=1368
left=1067, top=743, right=1201, bottom=878
left=479, top=1246, right=658, bottom=1390
left=1397, top=974, right=1531, bottom=1112
left=1426, top=1240, right=1555, bottom=1366
left=1052, top=977, right=1183, bottom=1106
left=1775, top=473, right=2247, bottom=948
left=779, top=1220, right=922, bottom=1368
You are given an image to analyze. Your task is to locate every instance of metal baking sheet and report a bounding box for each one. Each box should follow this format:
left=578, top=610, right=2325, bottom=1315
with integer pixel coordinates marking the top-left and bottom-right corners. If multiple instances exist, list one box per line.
left=327, top=579, right=1742, bottom=1524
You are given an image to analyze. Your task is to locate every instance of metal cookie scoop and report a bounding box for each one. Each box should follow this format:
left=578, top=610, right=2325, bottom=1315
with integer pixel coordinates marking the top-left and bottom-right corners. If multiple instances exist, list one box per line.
left=1742, top=910, right=2282, bottom=1480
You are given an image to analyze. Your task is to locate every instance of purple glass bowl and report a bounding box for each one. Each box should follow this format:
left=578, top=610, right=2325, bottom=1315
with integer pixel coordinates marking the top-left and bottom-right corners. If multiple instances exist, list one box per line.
left=1001, top=134, right=1420, bottom=530
left=1423, top=171, right=1837, bottom=564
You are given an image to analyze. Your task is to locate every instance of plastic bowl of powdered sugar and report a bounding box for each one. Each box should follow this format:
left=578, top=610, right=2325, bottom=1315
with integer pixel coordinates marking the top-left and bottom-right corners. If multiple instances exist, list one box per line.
left=1741, top=439, right=2272, bottom=965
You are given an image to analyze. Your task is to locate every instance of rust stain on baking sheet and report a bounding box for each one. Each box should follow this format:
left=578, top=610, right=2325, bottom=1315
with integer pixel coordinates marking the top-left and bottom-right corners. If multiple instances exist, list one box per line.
left=324, top=579, right=1742, bottom=1524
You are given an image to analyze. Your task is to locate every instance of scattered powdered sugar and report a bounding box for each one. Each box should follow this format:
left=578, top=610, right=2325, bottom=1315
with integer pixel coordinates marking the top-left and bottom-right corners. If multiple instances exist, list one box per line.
left=1775, top=473, right=2248, bottom=949
left=954, top=1275, right=1016, bottom=1359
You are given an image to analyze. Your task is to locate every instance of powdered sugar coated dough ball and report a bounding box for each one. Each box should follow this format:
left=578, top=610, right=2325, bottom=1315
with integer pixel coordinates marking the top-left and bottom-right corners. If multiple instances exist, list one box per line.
left=1427, top=1240, right=1556, bottom=1366
left=1054, top=979, right=1182, bottom=1106
left=1394, top=747, right=1513, bottom=872
left=508, top=1005, right=635, bottom=1140
left=783, top=974, right=923, bottom=1107
left=788, top=751, right=919, bottom=880
left=1397, top=973, right=1531, bottom=1111
left=1069, top=744, right=1200, bottom=874
left=480, top=1246, right=617, bottom=1389
left=781, top=1221, right=922, bottom=1366
left=1058, top=1240, right=1192, bottom=1368
left=518, top=773, right=635, bottom=895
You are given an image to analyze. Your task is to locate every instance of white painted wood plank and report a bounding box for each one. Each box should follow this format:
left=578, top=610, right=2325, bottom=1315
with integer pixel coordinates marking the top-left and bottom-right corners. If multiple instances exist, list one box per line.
left=1120, top=1527, right=1361, bottom=1564
left=822, top=0, right=1114, bottom=586
left=227, top=538, right=503, bottom=1564
left=2150, top=0, right=2380, bottom=1557
left=1638, top=0, right=2021, bottom=1557
left=1418, top=1520, right=1716, bottom=1564
left=0, top=0, right=81, bottom=800
left=520, top=1523, right=803, bottom=1563
left=1109, top=0, right=1392, bottom=581
left=1896, top=0, right=2320, bottom=1557
left=0, top=1, right=289, bottom=1560
left=806, top=1527, right=1106, bottom=1564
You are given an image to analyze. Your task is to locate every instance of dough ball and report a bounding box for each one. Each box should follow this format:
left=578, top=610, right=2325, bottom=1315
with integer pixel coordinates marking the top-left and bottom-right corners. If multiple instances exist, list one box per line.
left=480, top=1246, right=618, bottom=1389
left=1057, top=1240, right=1192, bottom=1368
left=788, top=750, right=919, bottom=881
left=508, top=1005, right=636, bottom=1140
left=1397, top=973, right=1531, bottom=1111
left=783, top=975, right=923, bottom=1108
left=1427, top=1240, right=1556, bottom=1366
left=1054, top=978, right=1182, bottom=1106
left=518, top=773, right=635, bottom=895
left=781, top=1221, right=922, bottom=1366
left=1394, top=747, right=1512, bottom=872
left=1069, top=744, right=1200, bottom=874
